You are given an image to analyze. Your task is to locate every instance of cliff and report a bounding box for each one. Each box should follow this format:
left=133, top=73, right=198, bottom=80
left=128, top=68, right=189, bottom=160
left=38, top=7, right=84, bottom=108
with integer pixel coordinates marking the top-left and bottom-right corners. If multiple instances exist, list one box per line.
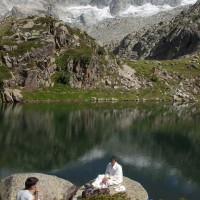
left=114, top=0, right=200, bottom=60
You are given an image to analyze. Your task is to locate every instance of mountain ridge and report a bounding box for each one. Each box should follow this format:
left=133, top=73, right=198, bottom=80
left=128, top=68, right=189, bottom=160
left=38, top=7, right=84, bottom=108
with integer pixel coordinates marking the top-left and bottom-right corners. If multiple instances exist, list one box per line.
left=1, top=14, right=200, bottom=103
left=113, top=0, right=200, bottom=59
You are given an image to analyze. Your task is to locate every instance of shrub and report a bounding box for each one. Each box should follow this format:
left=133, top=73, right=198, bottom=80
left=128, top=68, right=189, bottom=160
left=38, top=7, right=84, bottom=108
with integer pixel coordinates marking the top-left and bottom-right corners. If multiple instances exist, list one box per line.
left=151, top=75, right=158, bottom=82
left=83, top=192, right=130, bottom=200
left=80, top=55, right=91, bottom=67
left=55, top=71, right=70, bottom=85
left=0, top=74, right=4, bottom=90
left=97, top=47, right=106, bottom=55
left=34, top=16, right=53, bottom=25
left=56, top=55, right=70, bottom=71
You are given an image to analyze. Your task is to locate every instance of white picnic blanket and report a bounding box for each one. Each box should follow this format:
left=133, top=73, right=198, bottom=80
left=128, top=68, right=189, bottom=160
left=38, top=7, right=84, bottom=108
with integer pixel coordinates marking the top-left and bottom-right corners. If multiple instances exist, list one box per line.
left=113, top=185, right=126, bottom=192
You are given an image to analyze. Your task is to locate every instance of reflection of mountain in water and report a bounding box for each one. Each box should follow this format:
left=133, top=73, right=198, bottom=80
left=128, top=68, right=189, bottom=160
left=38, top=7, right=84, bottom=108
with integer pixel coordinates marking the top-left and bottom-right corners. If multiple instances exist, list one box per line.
left=0, top=103, right=200, bottom=185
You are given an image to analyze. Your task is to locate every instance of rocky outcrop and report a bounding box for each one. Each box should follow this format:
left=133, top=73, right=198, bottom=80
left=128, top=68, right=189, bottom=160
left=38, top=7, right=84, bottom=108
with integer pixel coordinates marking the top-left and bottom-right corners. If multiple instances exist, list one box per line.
left=72, top=176, right=148, bottom=200
left=88, top=6, right=184, bottom=48
left=0, top=173, right=76, bottom=200
left=1, top=14, right=148, bottom=103
left=118, top=64, right=142, bottom=89
left=1, top=88, right=23, bottom=102
left=114, top=0, right=200, bottom=60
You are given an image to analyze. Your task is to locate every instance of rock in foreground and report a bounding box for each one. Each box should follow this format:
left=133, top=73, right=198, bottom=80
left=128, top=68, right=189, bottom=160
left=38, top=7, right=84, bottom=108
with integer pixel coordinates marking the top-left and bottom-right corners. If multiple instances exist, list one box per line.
left=0, top=173, right=76, bottom=200
left=72, top=176, right=148, bottom=200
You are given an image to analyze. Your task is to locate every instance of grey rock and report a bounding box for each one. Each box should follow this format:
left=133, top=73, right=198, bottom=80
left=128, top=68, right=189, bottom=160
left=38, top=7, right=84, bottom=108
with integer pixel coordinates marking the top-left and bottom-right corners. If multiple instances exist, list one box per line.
left=72, top=176, right=148, bottom=200
left=12, top=89, right=23, bottom=102
left=24, top=70, right=38, bottom=90
left=110, top=0, right=128, bottom=16
left=23, top=20, right=34, bottom=29
left=1, top=88, right=13, bottom=102
left=0, top=173, right=76, bottom=200
left=113, top=1, right=200, bottom=59
left=2, top=45, right=11, bottom=51
left=1, top=88, right=23, bottom=102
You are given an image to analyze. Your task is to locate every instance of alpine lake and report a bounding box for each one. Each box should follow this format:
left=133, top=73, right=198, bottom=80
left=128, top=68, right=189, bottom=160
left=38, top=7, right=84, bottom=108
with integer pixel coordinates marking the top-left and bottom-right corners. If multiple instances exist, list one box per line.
left=0, top=102, right=200, bottom=200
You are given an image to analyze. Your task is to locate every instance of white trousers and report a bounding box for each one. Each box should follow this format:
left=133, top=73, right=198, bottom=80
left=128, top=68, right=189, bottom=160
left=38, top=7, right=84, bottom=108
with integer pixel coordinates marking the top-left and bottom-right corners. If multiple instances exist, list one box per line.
left=92, top=174, right=115, bottom=188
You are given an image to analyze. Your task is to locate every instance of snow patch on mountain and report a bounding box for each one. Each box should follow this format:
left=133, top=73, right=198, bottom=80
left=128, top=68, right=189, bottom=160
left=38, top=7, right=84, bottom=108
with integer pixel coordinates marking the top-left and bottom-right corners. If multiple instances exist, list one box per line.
left=119, top=3, right=174, bottom=17
left=56, top=5, right=113, bottom=24
left=0, top=0, right=197, bottom=25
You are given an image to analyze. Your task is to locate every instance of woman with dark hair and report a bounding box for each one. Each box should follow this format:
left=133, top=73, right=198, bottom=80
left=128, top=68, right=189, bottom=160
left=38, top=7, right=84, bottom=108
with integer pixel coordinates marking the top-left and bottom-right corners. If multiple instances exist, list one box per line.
left=16, top=177, right=39, bottom=200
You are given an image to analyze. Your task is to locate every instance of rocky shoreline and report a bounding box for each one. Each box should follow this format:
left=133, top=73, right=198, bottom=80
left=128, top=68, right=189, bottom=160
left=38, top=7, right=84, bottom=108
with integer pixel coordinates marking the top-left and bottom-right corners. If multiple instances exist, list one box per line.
left=0, top=173, right=148, bottom=200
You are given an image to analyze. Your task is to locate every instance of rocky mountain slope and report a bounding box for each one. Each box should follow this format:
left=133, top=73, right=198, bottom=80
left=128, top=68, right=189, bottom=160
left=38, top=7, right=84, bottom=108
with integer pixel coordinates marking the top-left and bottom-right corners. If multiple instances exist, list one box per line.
left=0, top=0, right=196, bottom=50
left=114, top=0, right=200, bottom=59
left=0, top=14, right=144, bottom=102
left=87, top=6, right=184, bottom=48
left=0, top=14, right=200, bottom=103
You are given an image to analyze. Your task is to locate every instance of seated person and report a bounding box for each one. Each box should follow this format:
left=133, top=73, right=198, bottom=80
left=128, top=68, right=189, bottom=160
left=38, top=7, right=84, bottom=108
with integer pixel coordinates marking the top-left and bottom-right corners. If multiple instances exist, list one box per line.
left=92, top=155, right=123, bottom=188
left=16, top=177, right=40, bottom=200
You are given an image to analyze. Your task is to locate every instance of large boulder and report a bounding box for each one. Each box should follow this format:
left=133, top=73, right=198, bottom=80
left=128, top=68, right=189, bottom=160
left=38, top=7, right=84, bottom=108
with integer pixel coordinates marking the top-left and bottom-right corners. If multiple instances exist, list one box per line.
left=72, top=176, right=148, bottom=200
left=0, top=173, right=77, bottom=200
left=1, top=88, right=23, bottom=103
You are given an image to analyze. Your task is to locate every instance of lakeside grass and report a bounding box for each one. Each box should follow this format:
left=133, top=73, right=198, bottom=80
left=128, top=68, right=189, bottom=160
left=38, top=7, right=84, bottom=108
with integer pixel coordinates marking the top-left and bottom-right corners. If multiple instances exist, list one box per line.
left=22, top=84, right=176, bottom=103
left=22, top=84, right=140, bottom=102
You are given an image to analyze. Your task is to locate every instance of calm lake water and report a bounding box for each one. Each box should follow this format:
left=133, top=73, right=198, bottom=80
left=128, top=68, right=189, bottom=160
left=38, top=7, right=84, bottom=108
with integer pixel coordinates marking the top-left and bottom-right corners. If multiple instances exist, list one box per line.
left=0, top=102, right=200, bottom=200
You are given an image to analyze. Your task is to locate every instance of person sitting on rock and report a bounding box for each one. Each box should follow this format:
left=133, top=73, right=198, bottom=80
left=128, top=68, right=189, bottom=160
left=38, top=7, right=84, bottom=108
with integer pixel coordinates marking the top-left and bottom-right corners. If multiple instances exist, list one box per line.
left=92, top=155, right=123, bottom=188
left=16, top=177, right=40, bottom=200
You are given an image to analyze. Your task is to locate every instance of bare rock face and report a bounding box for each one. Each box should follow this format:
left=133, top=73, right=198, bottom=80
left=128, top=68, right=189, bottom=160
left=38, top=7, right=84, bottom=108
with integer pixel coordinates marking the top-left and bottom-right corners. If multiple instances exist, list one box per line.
left=118, top=64, right=141, bottom=89
left=110, top=0, right=128, bottom=16
left=91, top=0, right=112, bottom=8
left=114, top=0, right=200, bottom=60
left=0, top=173, right=76, bottom=200
left=72, top=176, right=148, bottom=200
left=1, top=88, right=23, bottom=102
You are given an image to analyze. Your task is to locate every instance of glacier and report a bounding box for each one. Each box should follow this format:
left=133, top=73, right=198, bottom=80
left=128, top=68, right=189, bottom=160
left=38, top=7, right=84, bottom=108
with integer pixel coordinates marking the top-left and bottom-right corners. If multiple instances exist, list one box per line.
left=0, top=0, right=197, bottom=25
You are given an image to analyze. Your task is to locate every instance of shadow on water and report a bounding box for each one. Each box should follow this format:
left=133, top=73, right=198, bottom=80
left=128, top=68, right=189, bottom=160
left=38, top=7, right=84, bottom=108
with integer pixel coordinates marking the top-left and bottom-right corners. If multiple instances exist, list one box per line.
left=0, top=102, right=200, bottom=199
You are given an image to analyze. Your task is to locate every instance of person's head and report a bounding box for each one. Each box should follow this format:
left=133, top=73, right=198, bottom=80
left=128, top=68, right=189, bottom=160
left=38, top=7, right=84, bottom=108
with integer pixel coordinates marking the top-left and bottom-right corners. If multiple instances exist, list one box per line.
left=110, top=155, right=117, bottom=166
left=25, top=177, right=39, bottom=191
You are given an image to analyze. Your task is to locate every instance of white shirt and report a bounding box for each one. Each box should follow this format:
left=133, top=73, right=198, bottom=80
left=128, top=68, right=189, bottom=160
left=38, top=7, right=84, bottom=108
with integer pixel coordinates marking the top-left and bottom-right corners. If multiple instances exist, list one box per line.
left=16, top=189, right=34, bottom=200
left=105, top=162, right=123, bottom=184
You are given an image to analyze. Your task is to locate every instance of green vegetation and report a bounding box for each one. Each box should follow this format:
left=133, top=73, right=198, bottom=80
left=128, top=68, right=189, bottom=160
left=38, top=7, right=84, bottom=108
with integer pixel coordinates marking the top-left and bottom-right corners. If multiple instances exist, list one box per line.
left=0, top=75, right=4, bottom=89
left=0, top=63, right=11, bottom=80
left=54, top=71, right=70, bottom=85
left=22, top=24, right=49, bottom=32
left=22, top=84, right=139, bottom=102
left=34, top=16, right=53, bottom=25
left=0, top=26, right=10, bottom=37
left=56, top=46, right=93, bottom=71
left=97, top=46, right=106, bottom=56
left=83, top=192, right=130, bottom=200
left=2, top=40, right=50, bottom=57
left=1, top=38, right=16, bottom=46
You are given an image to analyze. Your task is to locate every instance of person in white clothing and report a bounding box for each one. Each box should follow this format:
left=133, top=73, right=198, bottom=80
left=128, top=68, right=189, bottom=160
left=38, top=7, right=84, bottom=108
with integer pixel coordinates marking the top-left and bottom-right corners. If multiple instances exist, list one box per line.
left=92, top=155, right=123, bottom=188
left=16, top=177, right=39, bottom=200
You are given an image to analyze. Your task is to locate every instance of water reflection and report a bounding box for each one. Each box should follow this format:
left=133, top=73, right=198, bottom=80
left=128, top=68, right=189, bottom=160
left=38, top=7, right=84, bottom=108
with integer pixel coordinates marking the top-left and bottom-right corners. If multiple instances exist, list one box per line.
left=0, top=102, right=200, bottom=199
